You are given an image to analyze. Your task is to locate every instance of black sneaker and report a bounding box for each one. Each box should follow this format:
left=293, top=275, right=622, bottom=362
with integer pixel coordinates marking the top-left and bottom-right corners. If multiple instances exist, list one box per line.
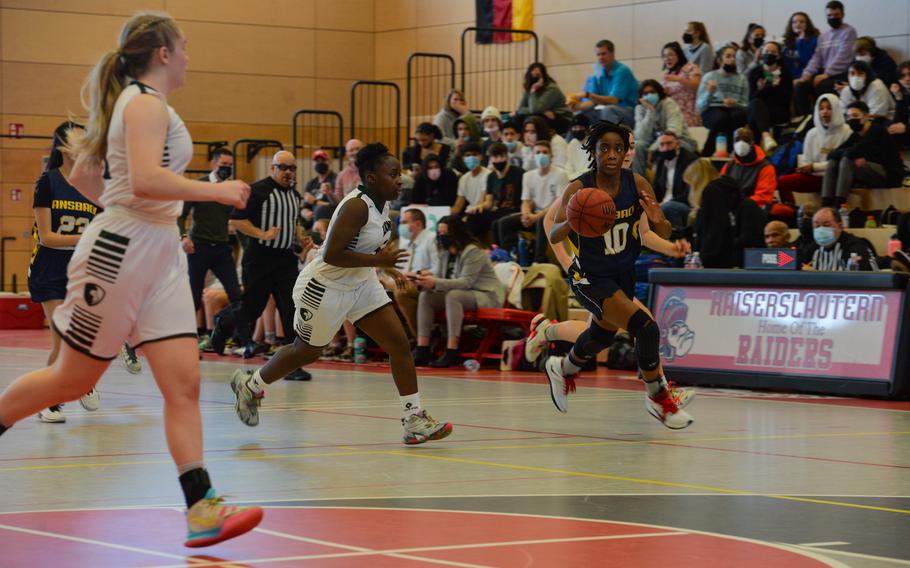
left=242, top=342, right=269, bottom=359
left=210, top=317, right=227, bottom=356
left=412, top=346, right=433, bottom=366
left=430, top=349, right=460, bottom=368
left=285, top=368, right=312, bottom=381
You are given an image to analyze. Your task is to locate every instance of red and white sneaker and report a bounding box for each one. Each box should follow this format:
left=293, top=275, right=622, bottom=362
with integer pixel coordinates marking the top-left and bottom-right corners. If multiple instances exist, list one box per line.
left=646, top=388, right=694, bottom=429
left=544, top=356, right=576, bottom=413
left=525, top=314, right=554, bottom=363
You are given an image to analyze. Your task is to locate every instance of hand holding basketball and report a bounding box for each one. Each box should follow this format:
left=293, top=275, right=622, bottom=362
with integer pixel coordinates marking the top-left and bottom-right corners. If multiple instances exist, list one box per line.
left=566, top=188, right=616, bottom=238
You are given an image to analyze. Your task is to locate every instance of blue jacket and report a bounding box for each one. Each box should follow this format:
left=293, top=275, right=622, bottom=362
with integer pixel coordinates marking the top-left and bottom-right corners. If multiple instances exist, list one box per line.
left=583, top=61, right=639, bottom=109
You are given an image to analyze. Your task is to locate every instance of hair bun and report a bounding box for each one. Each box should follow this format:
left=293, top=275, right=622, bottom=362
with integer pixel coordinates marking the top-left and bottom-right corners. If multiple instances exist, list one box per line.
left=355, top=142, right=390, bottom=169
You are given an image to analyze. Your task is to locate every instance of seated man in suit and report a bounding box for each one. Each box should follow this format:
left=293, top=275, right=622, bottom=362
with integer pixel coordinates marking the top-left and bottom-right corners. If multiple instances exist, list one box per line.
left=652, top=131, right=698, bottom=228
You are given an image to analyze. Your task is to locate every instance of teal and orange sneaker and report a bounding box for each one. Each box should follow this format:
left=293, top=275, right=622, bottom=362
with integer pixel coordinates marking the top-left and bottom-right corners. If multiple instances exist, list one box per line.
left=184, top=489, right=263, bottom=548
left=401, top=410, right=453, bottom=445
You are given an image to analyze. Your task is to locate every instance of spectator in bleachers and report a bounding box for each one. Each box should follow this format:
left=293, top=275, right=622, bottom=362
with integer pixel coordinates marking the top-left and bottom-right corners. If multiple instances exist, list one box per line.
left=449, top=114, right=482, bottom=173
left=837, top=61, right=896, bottom=121
left=451, top=141, right=492, bottom=237
left=521, top=115, right=569, bottom=172
left=694, top=177, right=766, bottom=268
left=394, top=208, right=438, bottom=337
left=779, top=94, right=852, bottom=201
left=821, top=101, right=903, bottom=208
left=747, top=41, right=793, bottom=152
left=782, top=12, right=820, bottom=80
left=889, top=61, right=910, bottom=148
left=433, top=89, right=473, bottom=140
left=794, top=0, right=857, bottom=116
left=403, top=122, right=450, bottom=176
left=301, top=149, right=337, bottom=228
left=334, top=138, right=364, bottom=203
left=720, top=127, right=777, bottom=211
left=661, top=41, right=702, bottom=127
left=485, top=142, right=525, bottom=251
left=516, top=63, right=572, bottom=135
left=682, top=21, right=716, bottom=75
left=736, top=23, right=766, bottom=74
left=520, top=141, right=571, bottom=263
left=568, top=39, right=638, bottom=127
left=632, top=79, right=696, bottom=175
left=696, top=45, right=749, bottom=156
left=480, top=106, right=505, bottom=157
left=794, top=203, right=820, bottom=263
left=502, top=121, right=525, bottom=167
left=412, top=154, right=458, bottom=207
left=564, top=114, right=591, bottom=179
left=682, top=158, right=720, bottom=225
left=413, top=216, right=505, bottom=368
left=652, top=131, right=699, bottom=229
left=852, top=36, right=899, bottom=88
left=764, top=220, right=792, bottom=248
left=803, top=207, right=877, bottom=271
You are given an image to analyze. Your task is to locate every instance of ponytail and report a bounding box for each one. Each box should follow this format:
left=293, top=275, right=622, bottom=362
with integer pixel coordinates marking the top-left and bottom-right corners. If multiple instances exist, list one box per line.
left=67, top=12, right=181, bottom=164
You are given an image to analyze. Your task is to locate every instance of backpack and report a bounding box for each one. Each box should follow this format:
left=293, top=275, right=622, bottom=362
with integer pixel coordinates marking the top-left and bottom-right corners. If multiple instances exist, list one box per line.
left=606, top=331, right=637, bottom=370
left=769, top=139, right=803, bottom=176
left=212, top=301, right=243, bottom=340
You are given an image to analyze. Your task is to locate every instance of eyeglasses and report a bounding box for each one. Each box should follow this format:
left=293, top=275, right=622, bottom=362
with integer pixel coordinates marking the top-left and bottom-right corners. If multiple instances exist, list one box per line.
left=273, top=164, right=297, bottom=172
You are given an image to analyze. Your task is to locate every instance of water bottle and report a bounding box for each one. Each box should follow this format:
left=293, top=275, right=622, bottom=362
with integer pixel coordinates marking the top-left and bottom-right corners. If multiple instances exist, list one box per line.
left=865, top=215, right=877, bottom=228
left=714, top=134, right=728, bottom=157
left=517, top=235, right=530, bottom=267
left=839, top=204, right=850, bottom=228
left=691, top=252, right=703, bottom=268
left=354, top=337, right=367, bottom=364
left=463, top=358, right=481, bottom=372
left=846, top=253, right=860, bottom=271
left=684, top=252, right=694, bottom=269
left=889, top=233, right=902, bottom=256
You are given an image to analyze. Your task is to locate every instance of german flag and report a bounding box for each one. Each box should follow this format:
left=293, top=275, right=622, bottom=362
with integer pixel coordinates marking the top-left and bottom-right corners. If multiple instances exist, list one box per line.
left=475, top=0, right=533, bottom=44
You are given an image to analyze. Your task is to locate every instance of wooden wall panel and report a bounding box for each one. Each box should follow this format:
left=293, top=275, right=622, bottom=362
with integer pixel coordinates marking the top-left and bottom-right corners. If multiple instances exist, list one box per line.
left=1, top=62, right=88, bottom=117
left=314, top=31, right=374, bottom=80
left=166, top=0, right=315, bottom=29
left=0, top=0, right=164, bottom=17
left=1, top=9, right=123, bottom=66
left=315, top=0, right=374, bottom=32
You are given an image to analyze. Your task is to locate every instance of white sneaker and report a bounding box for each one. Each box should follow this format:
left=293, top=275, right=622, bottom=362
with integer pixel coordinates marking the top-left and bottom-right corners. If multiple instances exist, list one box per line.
left=79, top=389, right=101, bottom=411
left=762, top=134, right=778, bottom=152
left=230, top=369, right=263, bottom=427
left=401, top=410, right=453, bottom=445
left=121, top=344, right=142, bottom=375
left=38, top=406, right=65, bottom=423
left=646, top=388, right=694, bottom=429
left=544, top=356, right=576, bottom=413
left=524, top=313, right=554, bottom=363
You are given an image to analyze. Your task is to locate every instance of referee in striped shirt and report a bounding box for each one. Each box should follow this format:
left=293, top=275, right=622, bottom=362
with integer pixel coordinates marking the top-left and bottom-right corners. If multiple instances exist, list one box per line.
left=217, top=150, right=302, bottom=361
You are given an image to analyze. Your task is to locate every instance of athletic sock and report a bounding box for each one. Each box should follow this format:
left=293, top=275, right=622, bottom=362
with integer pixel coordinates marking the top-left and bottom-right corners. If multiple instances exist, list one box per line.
left=544, top=323, right=560, bottom=341
left=178, top=465, right=212, bottom=508
left=247, top=369, right=268, bottom=395
left=642, top=375, right=668, bottom=396
left=400, top=392, right=422, bottom=416
left=562, top=352, right=585, bottom=376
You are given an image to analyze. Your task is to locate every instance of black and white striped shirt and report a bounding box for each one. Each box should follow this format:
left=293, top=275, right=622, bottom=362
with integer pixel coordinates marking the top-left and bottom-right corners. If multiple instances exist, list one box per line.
left=231, top=177, right=301, bottom=253
left=810, top=233, right=879, bottom=272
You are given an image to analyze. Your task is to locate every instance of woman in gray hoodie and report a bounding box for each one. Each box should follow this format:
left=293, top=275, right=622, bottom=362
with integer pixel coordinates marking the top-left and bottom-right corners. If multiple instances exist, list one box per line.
left=413, top=216, right=505, bottom=368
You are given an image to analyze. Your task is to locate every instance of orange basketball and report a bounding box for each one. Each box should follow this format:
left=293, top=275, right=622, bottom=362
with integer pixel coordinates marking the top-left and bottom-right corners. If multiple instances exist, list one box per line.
left=566, top=187, right=617, bottom=238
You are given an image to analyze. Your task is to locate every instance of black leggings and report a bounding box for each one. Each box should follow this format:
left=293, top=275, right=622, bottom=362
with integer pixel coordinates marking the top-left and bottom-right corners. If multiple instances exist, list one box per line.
left=701, top=107, right=748, bottom=156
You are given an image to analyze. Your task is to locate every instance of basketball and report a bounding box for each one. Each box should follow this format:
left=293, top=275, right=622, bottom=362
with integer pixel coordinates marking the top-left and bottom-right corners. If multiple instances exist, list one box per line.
left=566, top=187, right=616, bottom=238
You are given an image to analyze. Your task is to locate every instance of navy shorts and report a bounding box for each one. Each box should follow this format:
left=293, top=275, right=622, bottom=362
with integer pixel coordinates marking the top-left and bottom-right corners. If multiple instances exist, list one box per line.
left=28, top=247, right=73, bottom=303
left=569, top=271, right=636, bottom=320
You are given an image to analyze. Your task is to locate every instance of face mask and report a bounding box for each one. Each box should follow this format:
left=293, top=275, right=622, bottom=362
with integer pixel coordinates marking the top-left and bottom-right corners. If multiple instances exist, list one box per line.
left=848, top=75, right=866, bottom=91
left=643, top=93, right=659, bottom=106
left=462, top=135, right=472, bottom=142
left=658, top=149, right=678, bottom=161
left=398, top=223, right=411, bottom=241
left=492, top=160, right=507, bottom=172
left=216, top=165, right=232, bottom=180
left=535, top=153, right=551, bottom=168
left=814, top=226, right=837, bottom=247
left=682, top=32, right=694, bottom=44
left=463, top=156, right=480, bottom=170
left=848, top=118, right=864, bottom=132
left=827, top=17, right=843, bottom=29
left=753, top=37, right=764, bottom=48
left=437, top=233, right=456, bottom=250
left=733, top=140, right=752, bottom=157
left=427, top=167, right=441, bottom=181
left=763, top=53, right=779, bottom=66
left=571, top=129, right=586, bottom=141
left=484, top=126, right=500, bottom=136
left=314, top=162, right=329, bottom=175
left=723, top=63, right=737, bottom=73
left=855, top=54, right=872, bottom=63
left=505, top=140, right=518, bottom=151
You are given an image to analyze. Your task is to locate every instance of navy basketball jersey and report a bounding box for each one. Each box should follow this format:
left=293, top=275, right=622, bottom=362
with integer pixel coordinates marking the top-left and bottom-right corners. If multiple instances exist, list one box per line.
left=567, top=169, right=643, bottom=278
left=31, top=169, right=99, bottom=259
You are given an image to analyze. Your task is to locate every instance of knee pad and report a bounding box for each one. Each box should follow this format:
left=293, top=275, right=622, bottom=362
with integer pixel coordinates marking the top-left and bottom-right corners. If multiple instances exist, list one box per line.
left=627, top=309, right=660, bottom=371
left=572, top=323, right=617, bottom=359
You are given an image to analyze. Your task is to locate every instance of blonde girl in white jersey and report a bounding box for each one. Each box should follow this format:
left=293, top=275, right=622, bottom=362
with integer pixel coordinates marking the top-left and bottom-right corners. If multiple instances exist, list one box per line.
left=0, top=13, right=262, bottom=547
left=231, top=143, right=453, bottom=445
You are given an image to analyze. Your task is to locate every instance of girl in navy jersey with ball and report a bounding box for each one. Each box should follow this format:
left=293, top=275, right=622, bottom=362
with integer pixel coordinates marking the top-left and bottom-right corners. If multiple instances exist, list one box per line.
left=546, top=121, right=695, bottom=429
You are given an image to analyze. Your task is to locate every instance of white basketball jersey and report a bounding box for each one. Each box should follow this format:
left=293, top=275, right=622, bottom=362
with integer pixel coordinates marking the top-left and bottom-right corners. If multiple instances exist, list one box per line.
left=302, top=187, right=392, bottom=290
left=103, top=81, right=192, bottom=220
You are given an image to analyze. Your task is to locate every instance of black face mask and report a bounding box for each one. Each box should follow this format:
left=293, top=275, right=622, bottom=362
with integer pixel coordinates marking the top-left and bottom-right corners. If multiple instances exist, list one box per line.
left=682, top=32, right=694, bottom=44
left=827, top=17, right=843, bottom=28
left=753, top=37, right=764, bottom=48
left=763, top=53, right=778, bottom=66
left=314, top=162, right=329, bottom=175
left=216, top=165, right=232, bottom=180
left=492, top=161, right=507, bottom=172
left=848, top=118, right=864, bottom=132
left=437, top=233, right=456, bottom=250
left=722, top=63, right=737, bottom=73
left=657, top=149, right=678, bottom=161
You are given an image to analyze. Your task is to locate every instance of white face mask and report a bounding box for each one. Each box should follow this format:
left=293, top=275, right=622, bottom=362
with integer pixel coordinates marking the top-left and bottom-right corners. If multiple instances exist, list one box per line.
left=849, top=75, right=866, bottom=91
left=855, top=54, right=872, bottom=63
left=733, top=140, right=752, bottom=157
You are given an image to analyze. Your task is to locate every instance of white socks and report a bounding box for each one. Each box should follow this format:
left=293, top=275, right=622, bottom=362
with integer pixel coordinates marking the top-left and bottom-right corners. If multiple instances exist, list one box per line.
left=400, top=393, right=422, bottom=416
left=248, top=369, right=268, bottom=395
left=643, top=375, right=668, bottom=396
